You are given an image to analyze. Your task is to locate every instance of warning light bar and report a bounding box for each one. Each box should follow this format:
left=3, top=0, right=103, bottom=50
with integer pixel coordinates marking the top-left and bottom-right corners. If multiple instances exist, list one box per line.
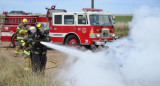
left=82, top=8, right=103, bottom=12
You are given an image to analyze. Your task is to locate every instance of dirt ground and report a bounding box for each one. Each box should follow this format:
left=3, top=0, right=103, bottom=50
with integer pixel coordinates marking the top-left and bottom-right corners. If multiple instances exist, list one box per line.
left=0, top=41, right=68, bottom=75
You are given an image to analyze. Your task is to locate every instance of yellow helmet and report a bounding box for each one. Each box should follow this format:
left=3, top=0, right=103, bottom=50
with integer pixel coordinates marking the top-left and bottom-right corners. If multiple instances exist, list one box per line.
left=37, top=23, right=42, bottom=28
left=23, top=18, right=28, bottom=23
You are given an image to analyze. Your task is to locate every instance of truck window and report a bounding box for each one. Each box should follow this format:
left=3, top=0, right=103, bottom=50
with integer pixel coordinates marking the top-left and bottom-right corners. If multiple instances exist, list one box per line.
left=64, top=15, right=74, bottom=24
left=89, top=15, right=112, bottom=26
left=78, top=15, right=88, bottom=24
left=54, top=15, right=62, bottom=24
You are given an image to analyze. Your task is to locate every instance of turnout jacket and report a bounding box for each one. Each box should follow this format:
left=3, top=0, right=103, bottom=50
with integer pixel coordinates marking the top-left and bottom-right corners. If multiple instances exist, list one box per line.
left=17, top=24, right=29, bottom=40
left=27, top=30, right=51, bottom=54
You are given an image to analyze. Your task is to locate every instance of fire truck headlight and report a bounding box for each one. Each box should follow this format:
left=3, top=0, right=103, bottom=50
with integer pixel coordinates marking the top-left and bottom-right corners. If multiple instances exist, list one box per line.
left=111, top=34, right=115, bottom=37
left=96, top=34, right=101, bottom=38
left=89, top=34, right=92, bottom=37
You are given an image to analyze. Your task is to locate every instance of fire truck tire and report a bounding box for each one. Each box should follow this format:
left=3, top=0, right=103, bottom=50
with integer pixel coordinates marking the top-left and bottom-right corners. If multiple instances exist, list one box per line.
left=84, top=45, right=91, bottom=49
left=90, top=45, right=98, bottom=52
left=65, top=35, right=80, bottom=46
left=84, top=45, right=98, bottom=52
left=11, top=34, right=17, bottom=48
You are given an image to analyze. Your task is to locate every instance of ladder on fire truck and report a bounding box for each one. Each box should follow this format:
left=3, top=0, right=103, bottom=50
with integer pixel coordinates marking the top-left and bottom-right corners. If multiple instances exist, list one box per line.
left=0, top=15, right=38, bottom=26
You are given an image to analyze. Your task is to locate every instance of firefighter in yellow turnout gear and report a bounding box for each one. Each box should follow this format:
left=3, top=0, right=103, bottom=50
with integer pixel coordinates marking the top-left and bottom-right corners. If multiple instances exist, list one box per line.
left=22, top=26, right=37, bottom=71
left=14, top=18, right=29, bottom=57
left=22, top=41, right=32, bottom=71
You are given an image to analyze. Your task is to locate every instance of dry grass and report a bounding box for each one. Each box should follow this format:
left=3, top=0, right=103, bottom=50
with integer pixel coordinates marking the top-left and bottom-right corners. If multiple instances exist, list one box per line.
left=114, top=22, right=129, bottom=37
left=0, top=14, right=5, bottom=30
left=0, top=49, right=51, bottom=86
left=114, top=16, right=132, bottom=37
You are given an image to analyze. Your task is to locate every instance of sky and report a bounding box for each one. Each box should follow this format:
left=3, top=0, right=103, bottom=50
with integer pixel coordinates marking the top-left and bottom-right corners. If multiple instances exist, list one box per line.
left=0, top=0, right=159, bottom=14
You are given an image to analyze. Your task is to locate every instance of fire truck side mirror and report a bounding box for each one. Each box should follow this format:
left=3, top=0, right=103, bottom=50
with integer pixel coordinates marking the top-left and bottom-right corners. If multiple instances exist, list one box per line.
left=112, top=16, right=115, bottom=20
left=112, top=16, right=115, bottom=25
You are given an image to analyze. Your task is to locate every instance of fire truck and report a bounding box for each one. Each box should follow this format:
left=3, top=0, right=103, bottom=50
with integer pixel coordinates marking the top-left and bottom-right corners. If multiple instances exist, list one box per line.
left=0, top=5, right=115, bottom=50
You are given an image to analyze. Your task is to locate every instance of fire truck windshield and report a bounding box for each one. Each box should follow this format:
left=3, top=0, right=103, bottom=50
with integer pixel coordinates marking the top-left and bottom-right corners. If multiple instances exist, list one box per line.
left=89, top=15, right=113, bottom=26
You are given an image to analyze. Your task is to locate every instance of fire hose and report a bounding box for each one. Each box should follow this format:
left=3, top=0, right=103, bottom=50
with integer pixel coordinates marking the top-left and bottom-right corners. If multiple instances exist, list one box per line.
left=46, top=60, right=59, bottom=70
left=6, top=32, right=17, bottom=50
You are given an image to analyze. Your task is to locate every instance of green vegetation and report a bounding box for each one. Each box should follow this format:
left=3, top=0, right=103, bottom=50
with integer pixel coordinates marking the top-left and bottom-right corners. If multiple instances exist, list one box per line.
left=115, top=16, right=133, bottom=22
left=0, top=50, right=51, bottom=86
left=114, top=16, right=133, bottom=37
left=0, top=14, right=5, bottom=30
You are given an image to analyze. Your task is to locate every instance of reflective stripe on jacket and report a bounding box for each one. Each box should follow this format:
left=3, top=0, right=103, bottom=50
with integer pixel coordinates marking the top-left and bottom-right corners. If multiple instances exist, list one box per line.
left=24, top=50, right=30, bottom=56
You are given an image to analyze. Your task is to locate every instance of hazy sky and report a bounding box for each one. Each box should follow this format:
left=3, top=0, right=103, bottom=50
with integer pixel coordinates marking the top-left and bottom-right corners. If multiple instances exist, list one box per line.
left=0, top=0, right=159, bottom=14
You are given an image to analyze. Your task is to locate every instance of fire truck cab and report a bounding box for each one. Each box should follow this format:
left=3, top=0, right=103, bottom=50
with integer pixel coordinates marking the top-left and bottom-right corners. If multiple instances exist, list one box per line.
left=50, top=8, right=115, bottom=49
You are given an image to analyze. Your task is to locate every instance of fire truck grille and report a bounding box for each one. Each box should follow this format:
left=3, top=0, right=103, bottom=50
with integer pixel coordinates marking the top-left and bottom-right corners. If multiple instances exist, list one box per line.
left=102, top=29, right=110, bottom=38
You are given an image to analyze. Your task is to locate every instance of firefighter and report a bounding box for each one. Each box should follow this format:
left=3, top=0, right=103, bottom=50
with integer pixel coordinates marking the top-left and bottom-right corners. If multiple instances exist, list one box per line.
left=28, top=23, right=51, bottom=73
left=22, top=26, right=36, bottom=71
left=14, top=18, right=29, bottom=57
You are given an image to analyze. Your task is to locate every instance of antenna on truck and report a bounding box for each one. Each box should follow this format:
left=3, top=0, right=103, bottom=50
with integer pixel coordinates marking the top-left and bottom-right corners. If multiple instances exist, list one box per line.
left=92, top=0, right=94, bottom=9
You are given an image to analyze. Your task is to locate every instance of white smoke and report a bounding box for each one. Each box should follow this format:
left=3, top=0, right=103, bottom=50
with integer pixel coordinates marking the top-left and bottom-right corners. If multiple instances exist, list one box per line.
left=120, top=6, right=160, bottom=86
left=41, top=6, right=160, bottom=86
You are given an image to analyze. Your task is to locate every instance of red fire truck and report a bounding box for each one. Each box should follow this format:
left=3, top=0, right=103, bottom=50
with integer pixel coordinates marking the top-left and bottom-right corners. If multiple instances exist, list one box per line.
left=0, top=5, right=115, bottom=50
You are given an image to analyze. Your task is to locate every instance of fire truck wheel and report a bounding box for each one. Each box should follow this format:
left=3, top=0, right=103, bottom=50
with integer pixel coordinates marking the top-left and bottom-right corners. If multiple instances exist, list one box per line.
left=90, top=45, right=97, bottom=52
left=84, top=45, right=91, bottom=49
left=65, top=35, right=80, bottom=46
left=84, top=45, right=98, bottom=51
left=11, top=34, right=17, bottom=48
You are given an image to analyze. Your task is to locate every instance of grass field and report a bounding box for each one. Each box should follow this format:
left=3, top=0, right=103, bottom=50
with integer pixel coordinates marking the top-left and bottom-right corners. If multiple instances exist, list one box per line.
left=114, top=16, right=133, bottom=37
left=115, top=16, right=133, bottom=22
left=0, top=49, right=51, bottom=86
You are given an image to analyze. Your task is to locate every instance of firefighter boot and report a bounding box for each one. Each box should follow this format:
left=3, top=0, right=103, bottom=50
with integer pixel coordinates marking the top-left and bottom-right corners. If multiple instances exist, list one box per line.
left=24, top=57, right=32, bottom=72
left=14, top=45, right=21, bottom=57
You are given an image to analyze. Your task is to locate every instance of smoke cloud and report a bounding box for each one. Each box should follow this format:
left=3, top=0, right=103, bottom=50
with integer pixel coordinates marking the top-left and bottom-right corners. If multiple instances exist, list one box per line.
left=41, top=6, right=160, bottom=86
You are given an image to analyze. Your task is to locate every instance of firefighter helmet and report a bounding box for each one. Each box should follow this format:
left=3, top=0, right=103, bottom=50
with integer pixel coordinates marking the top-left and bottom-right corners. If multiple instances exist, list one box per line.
left=29, top=26, right=36, bottom=33
left=36, top=23, right=44, bottom=28
left=23, top=18, right=28, bottom=23
left=36, top=23, right=44, bottom=33
left=37, top=23, right=41, bottom=28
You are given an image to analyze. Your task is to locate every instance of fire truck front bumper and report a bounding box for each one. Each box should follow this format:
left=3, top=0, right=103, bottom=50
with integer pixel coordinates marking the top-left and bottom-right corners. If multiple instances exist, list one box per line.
left=91, top=37, right=114, bottom=45
left=94, top=41, right=106, bottom=45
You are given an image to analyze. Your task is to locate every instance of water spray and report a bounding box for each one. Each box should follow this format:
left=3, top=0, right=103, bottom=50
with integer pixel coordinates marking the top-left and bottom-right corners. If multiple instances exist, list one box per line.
left=41, top=6, right=160, bottom=86
left=40, top=42, right=86, bottom=58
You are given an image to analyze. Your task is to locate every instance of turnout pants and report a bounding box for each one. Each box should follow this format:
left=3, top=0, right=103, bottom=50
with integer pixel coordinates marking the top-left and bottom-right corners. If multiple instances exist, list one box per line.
left=14, top=39, right=24, bottom=54
left=31, top=51, right=47, bottom=73
left=23, top=50, right=31, bottom=68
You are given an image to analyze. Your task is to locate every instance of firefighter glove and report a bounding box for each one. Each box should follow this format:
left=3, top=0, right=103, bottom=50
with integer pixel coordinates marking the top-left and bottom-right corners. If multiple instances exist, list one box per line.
left=21, top=31, right=27, bottom=35
left=24, top=42, right=29, bottom=47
